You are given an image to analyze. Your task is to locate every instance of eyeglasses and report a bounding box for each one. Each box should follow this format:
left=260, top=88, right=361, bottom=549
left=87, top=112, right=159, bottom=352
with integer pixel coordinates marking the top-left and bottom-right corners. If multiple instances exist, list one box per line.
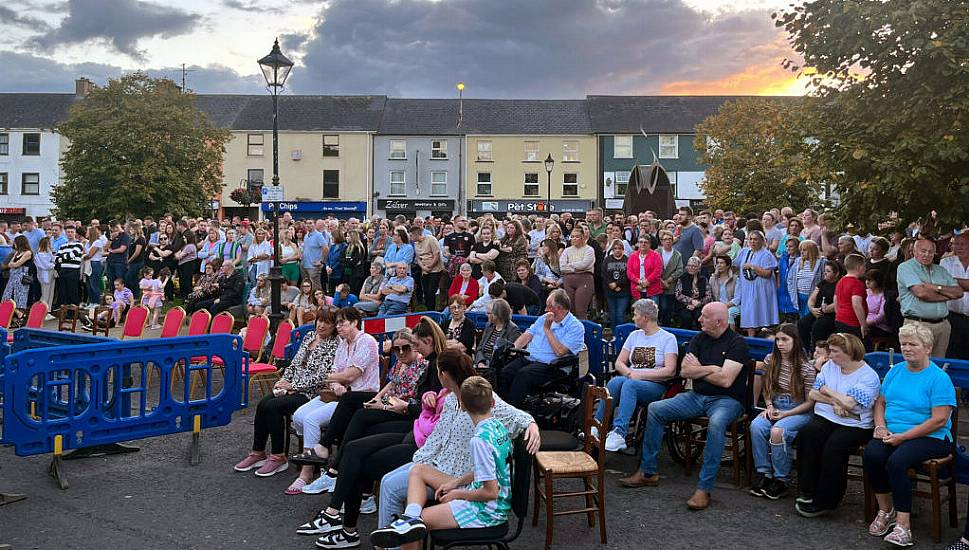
left=392, top=344, right=412, bottom=354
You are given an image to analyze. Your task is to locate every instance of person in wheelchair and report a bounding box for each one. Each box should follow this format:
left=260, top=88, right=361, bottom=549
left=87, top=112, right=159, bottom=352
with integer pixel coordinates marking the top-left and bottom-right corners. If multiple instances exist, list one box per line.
left=473, top=299, right=522, bottom=374
left=619, top=302, right=751, bottom=512
left=496, top=289, right=585, bottom=408
left=596, top=299, right=679, bottom=453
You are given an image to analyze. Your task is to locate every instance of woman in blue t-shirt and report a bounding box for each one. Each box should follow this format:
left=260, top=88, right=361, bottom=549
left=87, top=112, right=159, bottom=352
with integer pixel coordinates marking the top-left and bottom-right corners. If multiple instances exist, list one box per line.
left=863, top=323, right=956, bottom=547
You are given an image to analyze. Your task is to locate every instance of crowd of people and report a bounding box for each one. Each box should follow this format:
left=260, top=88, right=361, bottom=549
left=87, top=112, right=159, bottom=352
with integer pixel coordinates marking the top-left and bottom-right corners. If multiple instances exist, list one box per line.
left=1, top=205, right=968, bottom=549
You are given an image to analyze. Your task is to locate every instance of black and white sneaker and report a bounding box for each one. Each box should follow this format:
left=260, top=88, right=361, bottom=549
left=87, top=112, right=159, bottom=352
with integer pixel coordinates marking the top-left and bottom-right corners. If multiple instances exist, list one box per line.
left=763, top=479, right=789, bottom=500
left=297, top=510, right=343, bottom=536
left=748, top=474, right=768, bottom=497
left=315, top=528, right=360, bottom=549
left=369, top=515, right=427, bottom=548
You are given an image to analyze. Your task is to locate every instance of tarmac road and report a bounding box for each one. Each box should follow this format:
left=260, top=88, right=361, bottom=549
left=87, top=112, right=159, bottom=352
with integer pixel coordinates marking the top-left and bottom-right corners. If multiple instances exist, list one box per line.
left=1, top=409, right=965, bottom=550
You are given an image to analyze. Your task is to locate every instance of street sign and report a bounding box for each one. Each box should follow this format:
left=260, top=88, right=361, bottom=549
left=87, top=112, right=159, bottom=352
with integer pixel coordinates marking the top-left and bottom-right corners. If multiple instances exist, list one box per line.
left=261, top=185, right=284, bottom=202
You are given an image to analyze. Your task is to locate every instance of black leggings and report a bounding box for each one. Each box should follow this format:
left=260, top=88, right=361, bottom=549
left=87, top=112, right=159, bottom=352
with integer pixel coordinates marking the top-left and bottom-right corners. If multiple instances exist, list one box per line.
left=319, top=391, right=377, bottom=448
left=796, top=414, right=872, bottom=510
left=178, top=262, right=195, bottom=299
left=331, top=430, right=418, bottom=528
left=252, top=393, right=308, bottom=455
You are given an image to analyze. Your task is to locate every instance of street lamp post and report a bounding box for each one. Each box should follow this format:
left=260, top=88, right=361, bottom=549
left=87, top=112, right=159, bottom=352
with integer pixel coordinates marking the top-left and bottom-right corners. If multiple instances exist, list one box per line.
left=544, top=153, right=554, bottom=203
left=258, top=38, right=293, bottom=331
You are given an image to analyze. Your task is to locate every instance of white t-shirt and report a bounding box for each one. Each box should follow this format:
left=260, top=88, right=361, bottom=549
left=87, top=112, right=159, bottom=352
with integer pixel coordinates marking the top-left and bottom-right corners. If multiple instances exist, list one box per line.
left=88, top=235, right=108, bottom=263
left=813, top=360, right=881, bottom=429
left=621, top=328, right=679, bottom=374
left=478, top=273, right=504, bottom=297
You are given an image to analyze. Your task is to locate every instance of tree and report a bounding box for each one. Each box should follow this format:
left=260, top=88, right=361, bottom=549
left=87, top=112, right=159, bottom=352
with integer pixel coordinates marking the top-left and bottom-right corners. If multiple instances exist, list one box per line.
left=53, top=72, right=231, bottom=220
left=775, top=0, right=969, bottom=232
left=694, top=97, right=825, bottom=215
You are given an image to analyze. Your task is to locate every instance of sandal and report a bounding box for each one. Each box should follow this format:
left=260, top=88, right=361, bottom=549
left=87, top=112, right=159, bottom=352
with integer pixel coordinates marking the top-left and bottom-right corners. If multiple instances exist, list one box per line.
left=289, top=449, right=328, bottom=466
left=884, top=525, right=913, bottom=547
left=285, top=478, right=308, bottom=495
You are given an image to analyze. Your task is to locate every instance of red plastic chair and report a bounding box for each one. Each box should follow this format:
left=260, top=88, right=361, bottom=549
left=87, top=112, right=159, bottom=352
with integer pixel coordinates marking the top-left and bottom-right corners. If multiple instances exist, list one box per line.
left=0, top=299, right=15, bottom=329
left=160, top=306, right=185, bottom=338
left=247, top=319, right=293, bottom=398
left=7, top=301, right=47, bottom=344
left=187, top=309, right=212, bottom=335
left=121, top=305, right=149, bottom=340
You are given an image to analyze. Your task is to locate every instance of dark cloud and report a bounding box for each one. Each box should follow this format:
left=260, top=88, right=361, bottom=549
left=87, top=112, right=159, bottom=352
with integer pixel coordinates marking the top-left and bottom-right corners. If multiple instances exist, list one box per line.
left=289, top=0, right=787, bottom=97
left=0, top=51, right=265, bottom=94
left=31, top=0, right=198, bottom=60
left=0, top=5, right=51, bottom=29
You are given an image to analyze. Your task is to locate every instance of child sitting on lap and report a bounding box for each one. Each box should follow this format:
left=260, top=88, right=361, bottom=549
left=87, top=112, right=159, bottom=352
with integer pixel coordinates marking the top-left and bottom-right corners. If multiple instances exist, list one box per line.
left=370, top=376, right=512, bottom=549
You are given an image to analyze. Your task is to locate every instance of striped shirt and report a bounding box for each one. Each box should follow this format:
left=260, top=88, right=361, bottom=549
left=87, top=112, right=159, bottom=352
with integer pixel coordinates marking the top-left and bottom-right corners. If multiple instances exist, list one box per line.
left=55, top=241, right=84, bottom=270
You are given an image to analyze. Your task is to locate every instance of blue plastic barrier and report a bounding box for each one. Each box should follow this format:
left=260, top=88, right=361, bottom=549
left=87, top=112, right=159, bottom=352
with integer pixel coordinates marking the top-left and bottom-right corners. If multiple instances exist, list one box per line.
left=10, top=328, right=114, bottom=354
left=2, top=333, right=246, bottom=458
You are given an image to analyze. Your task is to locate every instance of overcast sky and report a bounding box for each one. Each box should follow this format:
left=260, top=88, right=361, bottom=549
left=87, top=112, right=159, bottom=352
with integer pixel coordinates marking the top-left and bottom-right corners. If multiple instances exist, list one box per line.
left=0, top=0, right=808, bottom=97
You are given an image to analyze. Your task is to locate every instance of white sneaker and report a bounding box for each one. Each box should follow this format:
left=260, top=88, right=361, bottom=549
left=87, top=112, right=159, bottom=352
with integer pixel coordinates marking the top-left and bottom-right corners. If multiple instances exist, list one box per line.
left=604, top=430, right=627, bottom=452
left=359, top=495, right=376, bottom=515
left=302, top=473, right=337, bottom=494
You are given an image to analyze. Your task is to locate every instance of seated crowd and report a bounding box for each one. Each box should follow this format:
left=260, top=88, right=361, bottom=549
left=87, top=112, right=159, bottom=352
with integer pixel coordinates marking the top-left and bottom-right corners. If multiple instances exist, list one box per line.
left=1, top=207, right=967, bottom=550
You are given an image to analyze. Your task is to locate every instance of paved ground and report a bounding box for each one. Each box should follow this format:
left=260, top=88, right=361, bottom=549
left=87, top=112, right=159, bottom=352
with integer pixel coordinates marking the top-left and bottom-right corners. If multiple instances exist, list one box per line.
left=3, top=404, right=966, bottom=550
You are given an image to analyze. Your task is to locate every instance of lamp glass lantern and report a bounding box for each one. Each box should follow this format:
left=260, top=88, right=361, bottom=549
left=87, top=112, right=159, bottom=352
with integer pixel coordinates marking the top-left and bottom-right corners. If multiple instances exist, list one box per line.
left=258, top=39, right=294, bottom=89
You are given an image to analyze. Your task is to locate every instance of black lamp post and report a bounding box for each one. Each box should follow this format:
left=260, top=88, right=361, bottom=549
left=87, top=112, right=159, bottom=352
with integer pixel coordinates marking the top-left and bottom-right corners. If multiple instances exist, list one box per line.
left=544, top=153, right=554, bottom=202
left=258, top=38, right=293, bottom=330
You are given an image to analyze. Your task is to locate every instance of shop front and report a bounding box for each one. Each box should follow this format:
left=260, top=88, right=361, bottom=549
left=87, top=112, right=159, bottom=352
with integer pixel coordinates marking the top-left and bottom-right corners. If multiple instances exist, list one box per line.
left=0, top=207, right=27, bottom=222
left=466, top=199, right=594, bottom=218
left=260, top=200, right=368, bottom=220
left=376, top=199, right=456, bottom=220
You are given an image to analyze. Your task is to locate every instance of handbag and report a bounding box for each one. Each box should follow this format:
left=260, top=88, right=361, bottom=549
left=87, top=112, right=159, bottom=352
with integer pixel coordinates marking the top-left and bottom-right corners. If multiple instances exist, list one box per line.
left=21, top=273, right=34, bottom=285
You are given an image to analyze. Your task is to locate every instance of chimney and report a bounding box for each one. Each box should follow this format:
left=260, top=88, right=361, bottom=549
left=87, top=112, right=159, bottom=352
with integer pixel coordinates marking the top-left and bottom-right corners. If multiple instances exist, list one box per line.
left=75, top=77, right=92, bottom=98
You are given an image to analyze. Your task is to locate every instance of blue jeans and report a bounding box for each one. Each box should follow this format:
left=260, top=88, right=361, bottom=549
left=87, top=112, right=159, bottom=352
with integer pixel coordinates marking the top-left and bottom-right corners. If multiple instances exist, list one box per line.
left=605, top=292, right=631, bottom=328
left=378, top=299, right=408, bottom=316
left=125, top=261, right=144, bottom=300
left=640, top=391, right=744, bottom=492
left=87, top=261, right=104, bottom=305
left=597, top=376, right=667, bottom=436
left=750, top=395, right=811, bottom=482
left=106, top=262, right=126, bottom=289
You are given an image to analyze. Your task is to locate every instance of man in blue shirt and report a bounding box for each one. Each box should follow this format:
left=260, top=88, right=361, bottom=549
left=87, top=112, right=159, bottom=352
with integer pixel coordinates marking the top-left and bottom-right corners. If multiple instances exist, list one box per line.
left=498, top=288, right=585, bottom=407
left=674, top=206, right=705, bottom=262
left=378, top=264, right=414, bottom=315
left=301, top=219, right=327, bottom=293
left=50, top=222, right=68, bottom=252
left=23, top=217, right=46, bottom=251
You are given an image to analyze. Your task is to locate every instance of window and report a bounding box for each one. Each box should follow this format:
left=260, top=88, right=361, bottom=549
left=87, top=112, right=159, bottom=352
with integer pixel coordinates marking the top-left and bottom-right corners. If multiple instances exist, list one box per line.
left=476, top=140, right=492, bottom=161
left=0, top=133, right=8, bottom=155
left=431, top=140, right=447, bottom=159
left=563, top=173, right=578, bottom=196
left=659, top=135, right=679, bottom=158
left=389, top=139, right=407, bottom=159
left=522, top=173, right=540, bottom=197
left=322, top=170, right=339, bottom=198
left=389, top=171, right=406, bottom=196
left=247, top=134, right=264, bottom=156
left=22, top=173, right=39, bottom=195
left=613, top=135, right=633, bottom=158
left=615, top=170, right=630, bottom=197
left=430, top=171, right=447, bottom=196
left=246, top=169, right=264, bottom=191
left=22, top=133, right=40, bottom=156
left=669, top=171, right=678, bottom=198
left=562, top=140, right=579, bottom=162
left=0, top=173, right=7, bottom=194
left=322, top=135, right=340, bottom=157
left=476, top=172, right=492, bottom=196
left=524, top=141, right=540, bottom=161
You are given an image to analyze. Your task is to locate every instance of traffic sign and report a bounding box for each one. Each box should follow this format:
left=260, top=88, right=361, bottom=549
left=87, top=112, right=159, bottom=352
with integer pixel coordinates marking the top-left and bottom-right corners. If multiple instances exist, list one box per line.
left=261, top=185, right=284, bottom=202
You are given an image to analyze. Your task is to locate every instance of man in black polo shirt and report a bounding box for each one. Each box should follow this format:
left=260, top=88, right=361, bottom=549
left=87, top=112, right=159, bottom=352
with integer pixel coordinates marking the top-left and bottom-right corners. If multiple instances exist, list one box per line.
left=620, top=302, right=751, bottom=511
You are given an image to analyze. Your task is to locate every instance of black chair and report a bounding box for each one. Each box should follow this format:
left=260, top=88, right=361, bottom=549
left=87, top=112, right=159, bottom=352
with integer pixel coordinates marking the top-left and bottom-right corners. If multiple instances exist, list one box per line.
left=426, top=436, right=533, bottom=550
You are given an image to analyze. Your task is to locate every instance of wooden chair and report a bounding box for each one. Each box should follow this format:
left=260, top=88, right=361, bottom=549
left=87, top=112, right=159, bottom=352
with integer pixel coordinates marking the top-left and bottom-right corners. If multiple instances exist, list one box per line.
left=159, top=306, right=185, bottom=338
left=680, top=362, right=756, bottom=487
left=6, top=300, right=47, bottom=343
left=56, top=304, right=79, bottom=332
left=120, top=305, right=149, bottom=340
left=90, top=305, right=112, bottom=337
left=0, top=299, right=15, bottom=329
left=532, top=385, right=611, bottom=550
left=428, top=436, right=532, bottom=550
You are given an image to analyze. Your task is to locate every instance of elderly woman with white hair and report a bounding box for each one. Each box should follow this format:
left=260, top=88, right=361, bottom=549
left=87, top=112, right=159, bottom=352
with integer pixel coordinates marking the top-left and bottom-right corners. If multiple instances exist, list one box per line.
left=864, top=322, right=956, bottom=546
left=596, top=299, right=679, bottom=452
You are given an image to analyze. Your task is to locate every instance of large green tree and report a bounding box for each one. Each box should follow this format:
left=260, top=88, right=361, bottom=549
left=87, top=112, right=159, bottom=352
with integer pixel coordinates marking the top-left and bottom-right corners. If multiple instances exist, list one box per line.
left=54, top=72, right=231, bottom=220
left=775, top=0, right=969, bottom=232
left=694, top=97, right=825, bottom=215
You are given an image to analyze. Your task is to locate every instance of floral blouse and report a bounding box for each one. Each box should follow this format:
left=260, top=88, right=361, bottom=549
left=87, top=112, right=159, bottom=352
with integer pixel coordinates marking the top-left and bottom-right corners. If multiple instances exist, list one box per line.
left=388, top=356, right=429, bottom=400
left=284, top=333, right=340, bottom=398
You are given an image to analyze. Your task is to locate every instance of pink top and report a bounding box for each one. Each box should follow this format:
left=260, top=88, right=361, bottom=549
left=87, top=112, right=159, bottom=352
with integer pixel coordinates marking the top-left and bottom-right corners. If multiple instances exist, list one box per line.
left=626, top=249, right=664, bottom=298
left=414, top=388, right=450, bottom=447
left=866, top=290, right=892, bottom=333
left=333, top=331, right=380, bottom=392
